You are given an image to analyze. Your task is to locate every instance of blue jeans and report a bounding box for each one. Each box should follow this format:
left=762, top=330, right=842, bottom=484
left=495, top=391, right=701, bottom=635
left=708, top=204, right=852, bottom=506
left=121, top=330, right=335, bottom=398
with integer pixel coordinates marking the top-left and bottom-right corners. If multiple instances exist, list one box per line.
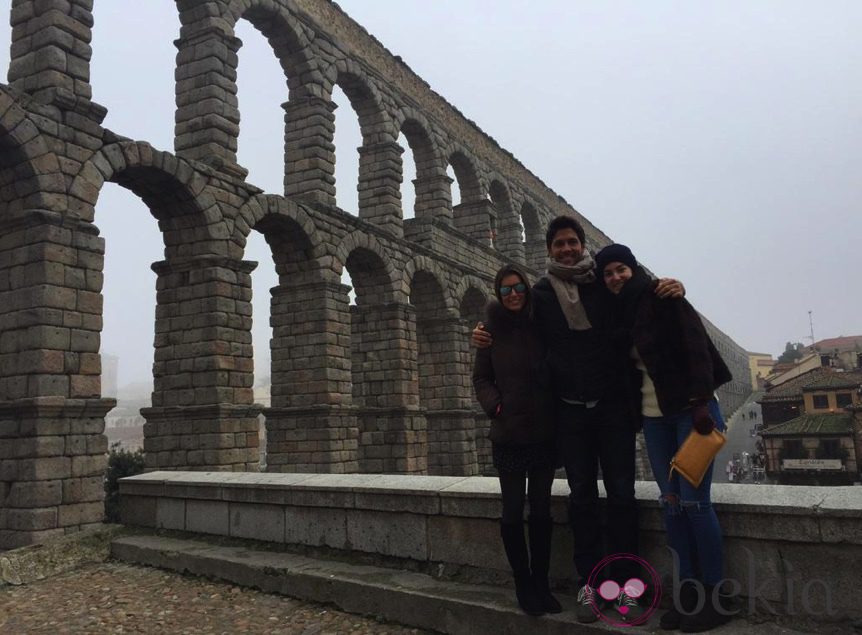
left=642, top=399, right=725, bottom=585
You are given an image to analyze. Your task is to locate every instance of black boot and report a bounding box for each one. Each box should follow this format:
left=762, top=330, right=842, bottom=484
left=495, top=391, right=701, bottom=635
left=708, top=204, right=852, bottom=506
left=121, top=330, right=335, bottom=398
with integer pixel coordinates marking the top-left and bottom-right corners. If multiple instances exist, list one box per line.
left=660, top=579, right=697, bottom=630
left=500, top=522, right=544, bottom=616
left=527, top=515, right=562, bottom=613
left=680, top=584, right=732, bottom=632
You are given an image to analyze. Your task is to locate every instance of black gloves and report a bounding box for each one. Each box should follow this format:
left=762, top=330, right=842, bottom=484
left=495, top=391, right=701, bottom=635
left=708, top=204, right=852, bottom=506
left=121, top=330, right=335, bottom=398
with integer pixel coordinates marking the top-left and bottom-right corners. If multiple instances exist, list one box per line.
left=691, top=403, right=715, bottom=435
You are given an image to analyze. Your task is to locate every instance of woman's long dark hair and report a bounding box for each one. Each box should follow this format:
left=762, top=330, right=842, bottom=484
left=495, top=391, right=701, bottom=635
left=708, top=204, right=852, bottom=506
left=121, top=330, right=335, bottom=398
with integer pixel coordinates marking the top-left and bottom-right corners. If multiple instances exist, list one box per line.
left=607, top=265, right=652, bottom=329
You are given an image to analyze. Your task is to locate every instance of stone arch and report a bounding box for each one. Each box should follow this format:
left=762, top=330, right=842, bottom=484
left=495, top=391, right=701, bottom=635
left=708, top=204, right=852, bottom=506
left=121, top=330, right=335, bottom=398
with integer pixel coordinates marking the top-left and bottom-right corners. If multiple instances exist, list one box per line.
left=331, top=59, right=396, bottom=144
left=445, top=147, right=493, bottom=243
left=456, top=276, right=489, bottom=327
left=0, top=90, right=64, bottom=213
left=403, top=256, right=454, bottom=313
left=174, top=0, right=321, bottom=177
left=342, top=234, right=426, bottom=473
left=335, top=231, right=400, bottom=305
left=396, top=108, right=450, bottom=222
left=225, top=0, right=319, bottom=98
left=447, top=148, right=483, bottom=203
left=407, top=259, right=475, bottom=474
left=69, top=141, right=226, bottom=256
left=328, top=59, right=398, bottom=218
left=236, top=194, right=326, bottom=280
left=488, top=178, right=525, bottom=262
left=70, top=142, right=260, bottom=473
left=395, top=108, right=444, bottom=176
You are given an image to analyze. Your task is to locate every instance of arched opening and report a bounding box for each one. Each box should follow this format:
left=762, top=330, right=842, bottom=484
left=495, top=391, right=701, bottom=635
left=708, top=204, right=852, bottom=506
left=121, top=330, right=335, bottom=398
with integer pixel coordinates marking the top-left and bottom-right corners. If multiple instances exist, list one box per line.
left=345, top=246, right=423, bottom=472
left=235, top=19, right=288, bottom=194
left=489, top=180, right=523, bottom=260
left=333, top=70, right=385, bottom=216
left=245, top=228, right=275, bottom=468
left=449, top=151, right=483, bottom=204
left=346, top=247, right=394, bottom=410
left=447, top=165, right=461, bottom=207
left=397, top=131, right=417, bottom=219
left=331, top=84, right=362, bottom=214
left=460, top=285, right=492, bottom=474
left=410, top=269, right=468, bottom=474
left=448, top=151, right=485, bottom=240
left=253, top=211, right=320, bottom=411
left=97, top=183, right=162, bottom=451
left=409, top=270, right=448, bottom=412
left=0, top=17, right=10, bottom=72
left=400, top=118, right=445, bottom=223
left=459, top=287, right=487, bottom=329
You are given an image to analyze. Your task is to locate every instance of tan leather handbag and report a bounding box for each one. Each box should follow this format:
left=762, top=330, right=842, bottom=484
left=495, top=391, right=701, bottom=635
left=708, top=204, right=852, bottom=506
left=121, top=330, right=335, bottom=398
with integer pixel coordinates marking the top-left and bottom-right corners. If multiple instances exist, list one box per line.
left=669, top=428, right=726, bottom=488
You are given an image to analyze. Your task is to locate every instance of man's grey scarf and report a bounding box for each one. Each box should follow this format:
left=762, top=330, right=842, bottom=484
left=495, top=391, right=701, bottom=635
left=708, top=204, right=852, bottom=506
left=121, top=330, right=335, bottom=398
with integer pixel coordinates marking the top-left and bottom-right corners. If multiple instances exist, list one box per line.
left=546, top=251, right=596, bottom=331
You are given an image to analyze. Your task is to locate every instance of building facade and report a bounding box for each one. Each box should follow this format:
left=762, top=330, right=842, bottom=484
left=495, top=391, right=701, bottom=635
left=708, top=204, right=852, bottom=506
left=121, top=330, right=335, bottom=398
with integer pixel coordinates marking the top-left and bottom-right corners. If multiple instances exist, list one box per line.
left=762, top=371, right=862, bottom=484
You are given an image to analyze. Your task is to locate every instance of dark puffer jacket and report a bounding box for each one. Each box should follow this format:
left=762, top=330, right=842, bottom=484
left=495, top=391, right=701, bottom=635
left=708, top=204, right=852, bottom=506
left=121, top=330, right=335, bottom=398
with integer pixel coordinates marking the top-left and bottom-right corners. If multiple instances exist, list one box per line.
left=472, top=300, right=555, bottom=446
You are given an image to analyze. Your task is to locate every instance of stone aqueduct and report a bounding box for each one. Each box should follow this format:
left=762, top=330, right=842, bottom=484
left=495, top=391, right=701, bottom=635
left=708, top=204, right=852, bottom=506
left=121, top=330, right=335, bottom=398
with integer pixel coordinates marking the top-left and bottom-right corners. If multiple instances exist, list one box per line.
left=0, top=0, right=750, bottom=548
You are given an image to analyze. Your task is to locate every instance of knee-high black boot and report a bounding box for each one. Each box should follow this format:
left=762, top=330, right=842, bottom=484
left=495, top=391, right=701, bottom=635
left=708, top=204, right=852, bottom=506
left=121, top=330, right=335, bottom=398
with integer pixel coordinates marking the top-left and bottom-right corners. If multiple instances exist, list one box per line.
left=500, top=522, right=544, bottom=616
left=527, top=515, right=562, bottom=613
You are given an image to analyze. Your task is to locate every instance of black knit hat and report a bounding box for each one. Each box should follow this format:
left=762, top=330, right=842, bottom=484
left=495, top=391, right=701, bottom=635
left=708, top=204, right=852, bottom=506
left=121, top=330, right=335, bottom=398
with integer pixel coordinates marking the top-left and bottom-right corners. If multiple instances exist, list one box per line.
left=595, top=243, right=637, bottom=276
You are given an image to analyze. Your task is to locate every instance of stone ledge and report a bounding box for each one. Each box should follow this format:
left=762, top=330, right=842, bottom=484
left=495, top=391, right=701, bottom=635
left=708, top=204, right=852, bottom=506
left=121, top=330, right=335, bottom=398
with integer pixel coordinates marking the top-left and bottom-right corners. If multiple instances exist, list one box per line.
left=118, top=473, right=862, bottom=622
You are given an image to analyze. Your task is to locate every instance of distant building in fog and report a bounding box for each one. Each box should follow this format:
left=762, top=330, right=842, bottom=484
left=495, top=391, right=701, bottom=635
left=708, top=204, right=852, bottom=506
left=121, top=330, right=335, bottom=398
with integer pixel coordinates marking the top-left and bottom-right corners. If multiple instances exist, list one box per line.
left=748, top=352, right=775, bottom=389
left=102, top=354, right=119, bottom=398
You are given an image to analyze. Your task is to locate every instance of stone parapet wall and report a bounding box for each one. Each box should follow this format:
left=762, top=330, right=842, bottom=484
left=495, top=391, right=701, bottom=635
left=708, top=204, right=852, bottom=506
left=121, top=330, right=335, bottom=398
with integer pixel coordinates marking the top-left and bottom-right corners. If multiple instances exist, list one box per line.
left=119, top=472, right=862, bottom=624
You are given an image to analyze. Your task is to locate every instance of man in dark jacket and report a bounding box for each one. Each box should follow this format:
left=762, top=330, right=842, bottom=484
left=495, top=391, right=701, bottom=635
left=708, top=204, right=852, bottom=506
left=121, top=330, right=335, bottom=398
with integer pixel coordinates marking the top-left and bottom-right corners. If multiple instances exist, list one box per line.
left=473, top=215, right=683, bottom=623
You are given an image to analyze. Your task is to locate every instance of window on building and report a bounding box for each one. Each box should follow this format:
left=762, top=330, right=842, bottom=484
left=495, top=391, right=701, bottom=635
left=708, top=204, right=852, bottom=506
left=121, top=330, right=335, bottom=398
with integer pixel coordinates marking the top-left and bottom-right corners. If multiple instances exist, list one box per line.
left=812, top=394, right=829, bottom=409
left=816, top=439, right=843, bottom=460
left=836, top=393, right=852, bottom=408
left=781, top=439, right=806, bottom=460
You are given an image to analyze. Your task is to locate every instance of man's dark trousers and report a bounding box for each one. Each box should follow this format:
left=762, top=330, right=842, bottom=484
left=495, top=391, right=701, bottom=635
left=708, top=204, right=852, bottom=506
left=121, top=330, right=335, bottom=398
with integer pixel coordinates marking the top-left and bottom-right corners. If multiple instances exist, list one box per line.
left=558, top=398, right=639, bottom=584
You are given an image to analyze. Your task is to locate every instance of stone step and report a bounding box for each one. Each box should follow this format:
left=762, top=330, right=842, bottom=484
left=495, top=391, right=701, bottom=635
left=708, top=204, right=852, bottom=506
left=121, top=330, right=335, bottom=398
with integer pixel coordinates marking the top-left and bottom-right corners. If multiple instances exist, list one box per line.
left=111, top=534, right=810, bottom=635
left=110, top=534, right=631, bottom=634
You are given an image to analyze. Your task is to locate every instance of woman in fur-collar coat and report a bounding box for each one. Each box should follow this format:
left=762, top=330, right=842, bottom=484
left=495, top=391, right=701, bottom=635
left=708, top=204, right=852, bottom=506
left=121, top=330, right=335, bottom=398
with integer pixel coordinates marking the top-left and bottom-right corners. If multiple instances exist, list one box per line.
left=596, top=244, right=732, bottom=633
left=472, top=263, right=558, bottom=617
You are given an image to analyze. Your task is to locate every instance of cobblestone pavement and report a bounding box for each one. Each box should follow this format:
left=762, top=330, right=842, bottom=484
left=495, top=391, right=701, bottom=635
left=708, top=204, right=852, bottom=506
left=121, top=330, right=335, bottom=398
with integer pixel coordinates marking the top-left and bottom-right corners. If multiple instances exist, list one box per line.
left=0, top=561, right=432, bottom=634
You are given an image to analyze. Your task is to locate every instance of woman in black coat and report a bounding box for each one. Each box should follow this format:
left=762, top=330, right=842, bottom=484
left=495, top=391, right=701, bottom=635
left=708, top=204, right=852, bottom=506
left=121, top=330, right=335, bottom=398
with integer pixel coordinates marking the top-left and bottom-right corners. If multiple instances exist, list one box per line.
left=473, top=263, right=559, bottom=617
left=596, top=244, right=732, bottom=633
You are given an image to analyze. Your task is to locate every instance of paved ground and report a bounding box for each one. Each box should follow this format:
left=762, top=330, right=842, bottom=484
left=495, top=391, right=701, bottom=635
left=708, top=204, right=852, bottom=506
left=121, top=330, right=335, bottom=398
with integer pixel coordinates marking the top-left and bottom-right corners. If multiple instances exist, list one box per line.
left=716, top=392, right=770, bottom=484
left=0, top=561, right=430, bottom=635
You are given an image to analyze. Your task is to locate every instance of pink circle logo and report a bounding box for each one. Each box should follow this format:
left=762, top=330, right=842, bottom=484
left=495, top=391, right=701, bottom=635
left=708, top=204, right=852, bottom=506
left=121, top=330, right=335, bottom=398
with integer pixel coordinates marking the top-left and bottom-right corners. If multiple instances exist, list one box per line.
left=587, top=553, right=662, bottom=627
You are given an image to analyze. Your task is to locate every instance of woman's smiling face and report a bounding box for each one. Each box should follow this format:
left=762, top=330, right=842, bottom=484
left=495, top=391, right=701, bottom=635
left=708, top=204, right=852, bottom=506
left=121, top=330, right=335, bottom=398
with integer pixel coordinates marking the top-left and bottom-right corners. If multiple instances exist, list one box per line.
left=603, top=261, right=633, bottom=295
left=499, top=273, right=527, bottom=311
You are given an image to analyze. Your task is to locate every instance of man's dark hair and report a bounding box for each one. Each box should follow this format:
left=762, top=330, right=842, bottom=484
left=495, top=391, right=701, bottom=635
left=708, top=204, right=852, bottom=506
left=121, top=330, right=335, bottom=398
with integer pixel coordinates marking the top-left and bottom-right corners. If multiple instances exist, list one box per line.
left=545, top=215, right=586, bottom=249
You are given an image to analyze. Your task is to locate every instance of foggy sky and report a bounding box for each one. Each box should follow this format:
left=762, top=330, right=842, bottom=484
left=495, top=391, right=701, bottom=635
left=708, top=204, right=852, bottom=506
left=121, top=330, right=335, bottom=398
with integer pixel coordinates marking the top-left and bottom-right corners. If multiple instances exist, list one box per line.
left=1, top=1, right=860, bottom=390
